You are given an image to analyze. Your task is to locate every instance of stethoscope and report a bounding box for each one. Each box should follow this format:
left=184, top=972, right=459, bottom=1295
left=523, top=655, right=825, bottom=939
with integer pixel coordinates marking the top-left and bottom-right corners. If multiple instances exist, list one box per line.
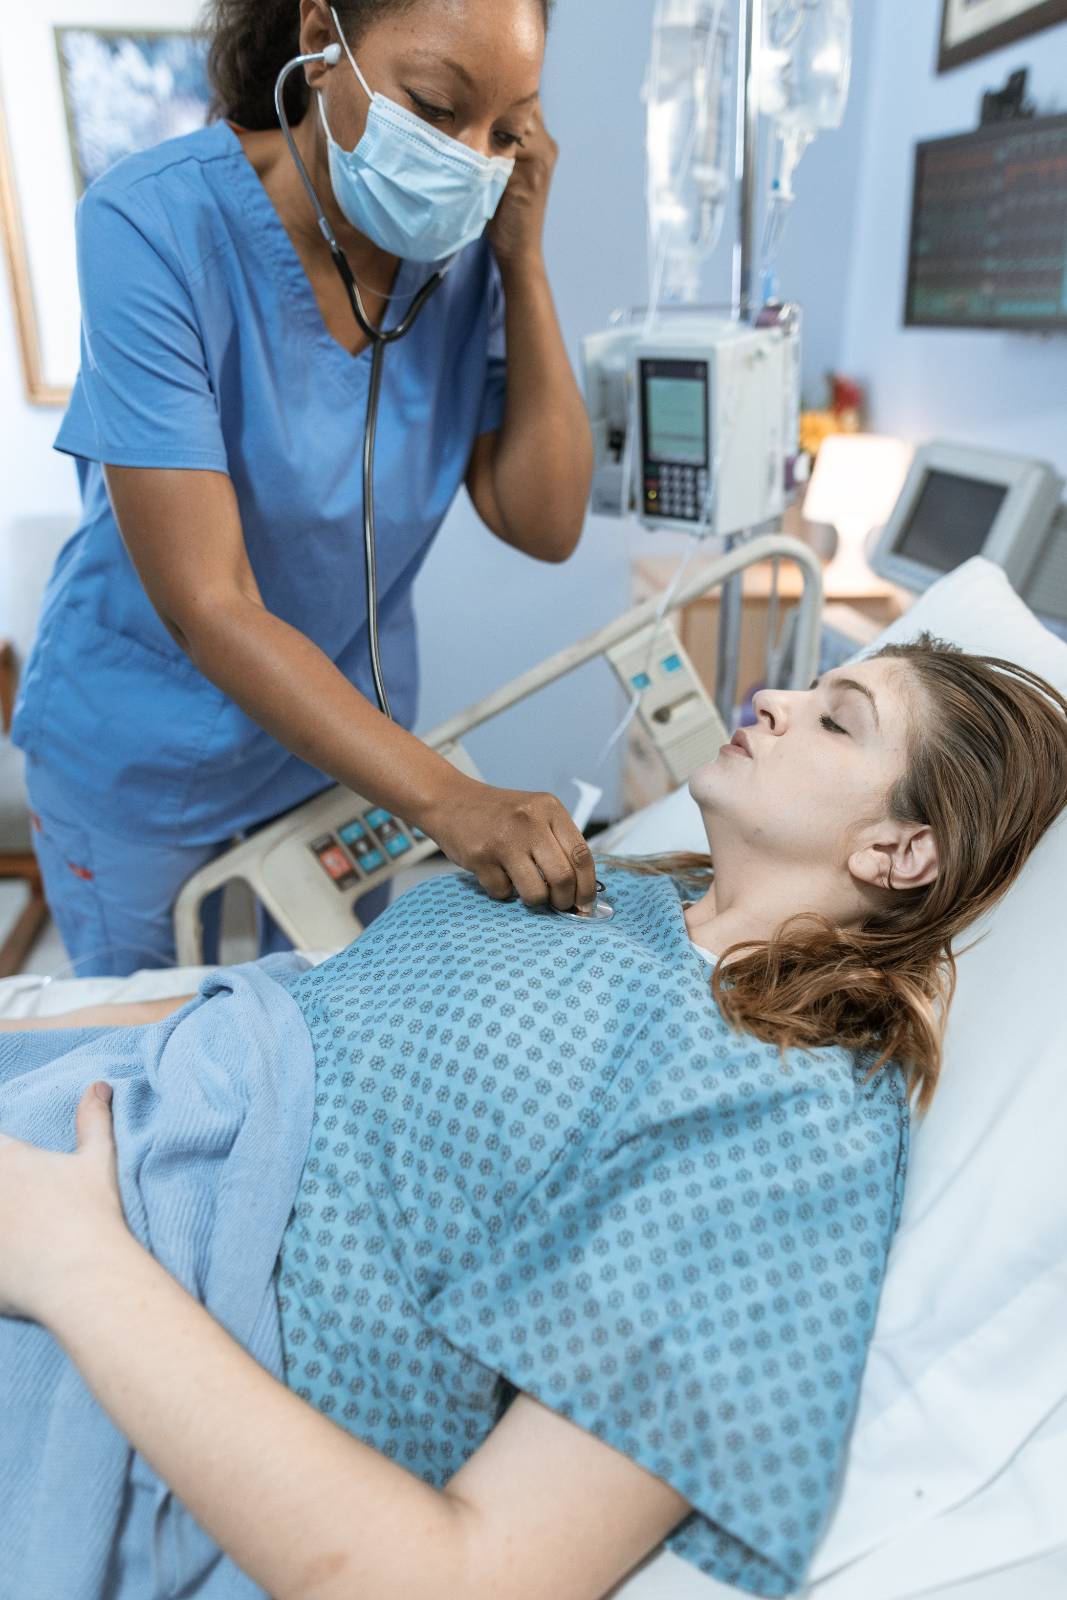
left=559, top=881, right=615, bottom=921
left=274, top=45, right=444, bottom=721
left=276, top=50, right=615, bottom=926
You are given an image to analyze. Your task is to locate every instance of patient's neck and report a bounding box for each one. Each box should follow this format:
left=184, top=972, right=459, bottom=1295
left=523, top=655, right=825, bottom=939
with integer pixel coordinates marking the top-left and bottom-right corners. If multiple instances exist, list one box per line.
left=685, top=849, right=856, bottom=960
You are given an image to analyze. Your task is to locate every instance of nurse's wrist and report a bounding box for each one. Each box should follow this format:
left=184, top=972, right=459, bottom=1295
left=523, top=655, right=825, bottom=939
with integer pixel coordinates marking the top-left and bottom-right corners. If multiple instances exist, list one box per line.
left=404, top=760, right=476, bottom=837
left=493, top=248, right=548, bottom=286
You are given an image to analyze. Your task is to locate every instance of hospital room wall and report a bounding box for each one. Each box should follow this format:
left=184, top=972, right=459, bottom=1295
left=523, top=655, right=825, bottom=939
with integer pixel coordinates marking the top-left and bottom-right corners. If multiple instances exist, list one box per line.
left=0, top=285, right=83, bottom=655
left=838, top=2, right=1067, bottom=477
left=410, top=0, right=877, bottom=814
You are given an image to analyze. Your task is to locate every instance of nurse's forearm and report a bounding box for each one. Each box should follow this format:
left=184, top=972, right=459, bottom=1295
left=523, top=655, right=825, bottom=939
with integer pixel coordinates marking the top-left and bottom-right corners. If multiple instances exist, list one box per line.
left=492, top=255, right=593, bottom=561
left=39, top=1230, right=472, bottom=1600
left=181, top=598, right=461, bottom=826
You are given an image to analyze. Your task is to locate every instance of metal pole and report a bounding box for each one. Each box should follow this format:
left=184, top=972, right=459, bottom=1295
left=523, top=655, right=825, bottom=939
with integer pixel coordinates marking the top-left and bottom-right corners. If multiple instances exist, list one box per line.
left=734, top=0, right=762, bottom=323
left=717, top=0, right=763, bottom=726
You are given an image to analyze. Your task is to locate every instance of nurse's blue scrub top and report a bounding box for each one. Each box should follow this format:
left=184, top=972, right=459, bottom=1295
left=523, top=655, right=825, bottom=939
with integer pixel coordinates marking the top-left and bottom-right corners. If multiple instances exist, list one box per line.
left=12, top=122, right=507, bottom=847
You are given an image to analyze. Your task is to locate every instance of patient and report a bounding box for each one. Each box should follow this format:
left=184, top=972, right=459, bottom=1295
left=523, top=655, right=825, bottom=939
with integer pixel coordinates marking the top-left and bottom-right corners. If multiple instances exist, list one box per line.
left=0, top=634, right=1064, bottom=1600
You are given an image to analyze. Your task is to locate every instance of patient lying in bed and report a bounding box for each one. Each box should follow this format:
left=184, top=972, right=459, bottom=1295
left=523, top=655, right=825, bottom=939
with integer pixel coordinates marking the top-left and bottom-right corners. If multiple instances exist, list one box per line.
left=1, top=634, right=1064, bottom=1600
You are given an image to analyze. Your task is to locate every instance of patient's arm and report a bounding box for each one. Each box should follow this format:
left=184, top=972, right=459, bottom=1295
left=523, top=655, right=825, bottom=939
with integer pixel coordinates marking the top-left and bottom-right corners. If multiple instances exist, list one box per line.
left=0, top=996, right=195, bottom=1032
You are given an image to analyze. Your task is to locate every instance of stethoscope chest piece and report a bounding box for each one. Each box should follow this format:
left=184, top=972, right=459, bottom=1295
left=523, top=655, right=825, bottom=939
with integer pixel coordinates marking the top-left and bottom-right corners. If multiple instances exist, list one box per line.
left=552, top=880, right=616, bottom=922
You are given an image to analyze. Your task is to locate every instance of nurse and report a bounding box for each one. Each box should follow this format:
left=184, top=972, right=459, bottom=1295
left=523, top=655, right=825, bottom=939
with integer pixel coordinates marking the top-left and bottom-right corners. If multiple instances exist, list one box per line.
left=13, top=0, right=596, bottom=975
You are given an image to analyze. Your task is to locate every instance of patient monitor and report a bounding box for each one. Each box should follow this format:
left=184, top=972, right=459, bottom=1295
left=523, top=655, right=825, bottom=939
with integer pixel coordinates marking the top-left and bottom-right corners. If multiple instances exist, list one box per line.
left=869, top=441, right=1067, bottom=631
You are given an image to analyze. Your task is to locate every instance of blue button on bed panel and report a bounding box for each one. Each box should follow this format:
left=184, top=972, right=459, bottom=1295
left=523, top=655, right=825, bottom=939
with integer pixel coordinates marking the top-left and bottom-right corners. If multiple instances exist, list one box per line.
left=661, top=654, right=683, bottom=674
left=631, top=672, right=652, bottom=691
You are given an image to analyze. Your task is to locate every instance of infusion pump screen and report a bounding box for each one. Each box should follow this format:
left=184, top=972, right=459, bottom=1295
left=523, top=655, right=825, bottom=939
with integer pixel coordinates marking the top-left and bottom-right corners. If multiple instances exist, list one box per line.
left=896, top=470, right=1007, bottom=572
left=643, top=367, right=708, bottom=466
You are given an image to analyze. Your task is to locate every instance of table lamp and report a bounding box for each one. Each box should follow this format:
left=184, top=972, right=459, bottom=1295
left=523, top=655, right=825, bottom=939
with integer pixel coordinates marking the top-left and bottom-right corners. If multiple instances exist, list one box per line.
left=803, top=433, right=914, bottom=590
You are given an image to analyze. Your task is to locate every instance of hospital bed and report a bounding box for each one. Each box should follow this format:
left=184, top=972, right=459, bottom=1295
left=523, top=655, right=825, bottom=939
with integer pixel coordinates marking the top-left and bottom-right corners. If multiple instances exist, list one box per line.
left=2, top=552, right=1065, bottom=1600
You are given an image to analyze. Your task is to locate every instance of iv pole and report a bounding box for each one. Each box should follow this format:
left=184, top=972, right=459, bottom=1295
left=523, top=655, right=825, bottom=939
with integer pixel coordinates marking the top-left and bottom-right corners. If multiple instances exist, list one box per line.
left=715, top=0, right=763, bottom=725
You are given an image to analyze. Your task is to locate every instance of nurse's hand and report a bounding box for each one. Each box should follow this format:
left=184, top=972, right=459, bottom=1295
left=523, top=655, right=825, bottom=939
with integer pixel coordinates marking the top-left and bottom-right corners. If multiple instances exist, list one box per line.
left=487, top=100, right=558, bottom=268
left=423, top=777, right=598, bottom=912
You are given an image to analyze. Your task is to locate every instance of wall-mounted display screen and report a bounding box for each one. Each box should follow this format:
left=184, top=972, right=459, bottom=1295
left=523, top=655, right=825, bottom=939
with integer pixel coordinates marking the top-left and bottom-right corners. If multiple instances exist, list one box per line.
left=905, top=112, right=1067, bottom=331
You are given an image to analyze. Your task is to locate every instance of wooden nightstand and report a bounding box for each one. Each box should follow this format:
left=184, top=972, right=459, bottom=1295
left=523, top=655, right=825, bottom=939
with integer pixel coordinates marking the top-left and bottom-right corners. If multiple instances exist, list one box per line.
left=622, top=537, right=912, bottom=811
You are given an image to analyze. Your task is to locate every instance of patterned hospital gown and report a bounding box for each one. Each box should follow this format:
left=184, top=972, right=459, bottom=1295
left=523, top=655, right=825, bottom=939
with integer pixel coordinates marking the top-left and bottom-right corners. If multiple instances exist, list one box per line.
left=276, top=866, right=908, bottom=1597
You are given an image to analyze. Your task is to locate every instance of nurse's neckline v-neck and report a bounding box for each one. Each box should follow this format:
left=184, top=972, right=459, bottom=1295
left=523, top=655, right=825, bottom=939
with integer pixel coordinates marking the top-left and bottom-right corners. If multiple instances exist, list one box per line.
left=221, top=120, right=423, bottom=376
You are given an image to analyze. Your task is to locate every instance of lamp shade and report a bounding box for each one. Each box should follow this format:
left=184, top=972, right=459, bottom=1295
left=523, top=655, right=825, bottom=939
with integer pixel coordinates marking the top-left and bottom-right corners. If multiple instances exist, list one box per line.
left=804, top=433, right=914, bottom=536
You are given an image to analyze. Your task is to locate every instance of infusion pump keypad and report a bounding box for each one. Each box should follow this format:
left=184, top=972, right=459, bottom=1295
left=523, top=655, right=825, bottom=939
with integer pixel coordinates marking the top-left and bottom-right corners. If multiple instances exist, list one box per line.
left=645, top=464, right=709, bottom=522
left=310, top=806, right=421, bottom=891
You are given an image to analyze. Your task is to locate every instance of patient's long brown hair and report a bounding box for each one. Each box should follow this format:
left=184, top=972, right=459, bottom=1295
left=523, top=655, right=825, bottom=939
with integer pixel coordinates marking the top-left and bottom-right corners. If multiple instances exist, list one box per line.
left=609, top=635, right=1067, bottom=1113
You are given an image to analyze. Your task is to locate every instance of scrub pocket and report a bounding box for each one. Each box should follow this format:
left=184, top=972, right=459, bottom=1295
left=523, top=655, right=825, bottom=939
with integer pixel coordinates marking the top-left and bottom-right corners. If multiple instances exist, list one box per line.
left=24, top=767, right=225, bottom=977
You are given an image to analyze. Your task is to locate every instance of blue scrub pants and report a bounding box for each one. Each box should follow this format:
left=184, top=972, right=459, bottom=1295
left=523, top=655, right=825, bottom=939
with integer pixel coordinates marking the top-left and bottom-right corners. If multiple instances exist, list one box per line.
left=24, top=760, right=387, bottom=977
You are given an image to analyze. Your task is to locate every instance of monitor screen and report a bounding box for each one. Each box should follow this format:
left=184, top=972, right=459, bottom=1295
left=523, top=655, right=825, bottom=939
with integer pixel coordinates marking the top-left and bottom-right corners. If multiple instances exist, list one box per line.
left=895, top=470, right=1008, bottom=572
left=644, top=373, right=707, bottom=466
left=905, top=113, right=1067, bottom=331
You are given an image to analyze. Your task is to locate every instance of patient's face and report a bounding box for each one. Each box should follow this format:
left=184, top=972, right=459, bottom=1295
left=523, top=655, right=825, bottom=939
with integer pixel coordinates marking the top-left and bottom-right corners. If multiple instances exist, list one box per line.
left=689, top=657, right=918, bottom=871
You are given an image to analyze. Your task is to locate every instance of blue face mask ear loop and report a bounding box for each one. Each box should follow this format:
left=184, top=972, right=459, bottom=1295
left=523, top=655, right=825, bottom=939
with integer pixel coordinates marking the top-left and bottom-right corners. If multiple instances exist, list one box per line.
left=274, top=48, right=445, bottom=720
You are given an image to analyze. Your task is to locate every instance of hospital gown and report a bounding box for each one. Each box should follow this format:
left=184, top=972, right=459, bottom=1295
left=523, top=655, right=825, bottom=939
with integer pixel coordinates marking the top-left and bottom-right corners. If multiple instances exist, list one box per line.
left=277, top=866, right=909, bottom=1598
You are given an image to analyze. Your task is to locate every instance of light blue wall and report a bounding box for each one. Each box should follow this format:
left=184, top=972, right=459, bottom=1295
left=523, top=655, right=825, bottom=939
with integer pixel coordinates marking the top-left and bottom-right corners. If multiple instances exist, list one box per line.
left=839, top=2, right=1067, bottom=473
left=411, top=0, right=875, bottom=815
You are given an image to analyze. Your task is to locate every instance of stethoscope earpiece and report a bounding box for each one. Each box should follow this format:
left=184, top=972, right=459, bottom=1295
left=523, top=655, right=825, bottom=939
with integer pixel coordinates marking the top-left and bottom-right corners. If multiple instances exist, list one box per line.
left=321, top=42, right=343, bottom=67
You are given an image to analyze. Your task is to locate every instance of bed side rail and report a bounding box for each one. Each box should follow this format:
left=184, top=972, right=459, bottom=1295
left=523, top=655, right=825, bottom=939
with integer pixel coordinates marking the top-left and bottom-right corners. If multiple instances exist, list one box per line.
left=173, top=537, right=822, bottom=964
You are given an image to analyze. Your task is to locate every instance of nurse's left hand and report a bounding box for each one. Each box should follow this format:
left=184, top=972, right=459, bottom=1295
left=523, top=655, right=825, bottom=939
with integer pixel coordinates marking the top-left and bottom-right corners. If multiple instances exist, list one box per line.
left=0, top=1082, right=128, bottom=1324
left=487, top=100, right=558, bottom=268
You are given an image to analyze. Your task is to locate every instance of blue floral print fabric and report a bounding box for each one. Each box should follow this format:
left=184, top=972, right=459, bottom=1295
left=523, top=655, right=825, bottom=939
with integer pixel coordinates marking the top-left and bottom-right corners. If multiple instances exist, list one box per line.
left=277, top=867, right=908, bottom=1596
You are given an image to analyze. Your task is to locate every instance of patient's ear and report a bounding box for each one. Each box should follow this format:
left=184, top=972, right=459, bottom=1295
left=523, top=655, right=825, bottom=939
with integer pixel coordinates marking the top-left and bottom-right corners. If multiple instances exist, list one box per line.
left=849, top=823, right=939, bottom=893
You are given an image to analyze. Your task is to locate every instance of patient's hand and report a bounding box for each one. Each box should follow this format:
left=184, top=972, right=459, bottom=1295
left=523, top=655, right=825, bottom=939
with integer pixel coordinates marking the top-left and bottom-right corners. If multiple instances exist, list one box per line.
left=0, top=996, right=195, bottom=1033
left=0, top=1082, right=128, bottom=1322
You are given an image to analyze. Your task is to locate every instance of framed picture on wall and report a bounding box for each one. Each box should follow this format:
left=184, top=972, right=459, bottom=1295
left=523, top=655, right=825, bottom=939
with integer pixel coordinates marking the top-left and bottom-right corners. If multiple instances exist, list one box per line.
left=939, top=0, right=1067, bottom=72
left=55, top=28, right=211, bottom=196
left=0, top=3, right=209, bottom=406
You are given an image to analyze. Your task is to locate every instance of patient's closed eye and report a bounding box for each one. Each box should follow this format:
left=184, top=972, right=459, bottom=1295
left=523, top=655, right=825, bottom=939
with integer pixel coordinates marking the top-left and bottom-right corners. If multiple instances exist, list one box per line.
left=820, top=714, right=848, bottom=735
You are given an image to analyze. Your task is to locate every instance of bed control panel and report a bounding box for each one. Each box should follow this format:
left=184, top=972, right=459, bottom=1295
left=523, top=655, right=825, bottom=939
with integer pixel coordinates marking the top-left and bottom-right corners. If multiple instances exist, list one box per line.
left=309, top=806, right=424, bottom=892
left=606, top=622, right=728, bottom=785
left=174, top=741, right=481, bottom=963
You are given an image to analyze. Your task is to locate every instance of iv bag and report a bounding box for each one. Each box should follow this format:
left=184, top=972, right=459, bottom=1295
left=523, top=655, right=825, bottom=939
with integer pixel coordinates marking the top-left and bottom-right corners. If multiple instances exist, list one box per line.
left=760, top=0, right=852, bottom=136
left=759, top=0, right=852, bottom=281
left=646, top=0, right=732, bottom=306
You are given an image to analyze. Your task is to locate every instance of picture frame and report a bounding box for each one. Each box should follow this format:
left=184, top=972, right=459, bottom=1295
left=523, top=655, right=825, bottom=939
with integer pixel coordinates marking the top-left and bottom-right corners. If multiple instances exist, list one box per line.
left=0, top=2, right=209, bottom=407
left=938, top=0, right=1067, bottom=73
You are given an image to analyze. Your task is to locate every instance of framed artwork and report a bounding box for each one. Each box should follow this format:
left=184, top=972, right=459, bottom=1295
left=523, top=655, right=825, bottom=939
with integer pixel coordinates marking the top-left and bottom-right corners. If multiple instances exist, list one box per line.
left=55, top=28, right=211, bottom=196
left=0, top=2, right=210, bottom=406
left=938, top=0, right=1067, bottom=72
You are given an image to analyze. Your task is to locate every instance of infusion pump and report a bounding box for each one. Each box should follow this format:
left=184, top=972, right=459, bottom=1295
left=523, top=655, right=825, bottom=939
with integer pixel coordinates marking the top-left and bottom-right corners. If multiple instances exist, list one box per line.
left=582, top=310, right=801, bottom=538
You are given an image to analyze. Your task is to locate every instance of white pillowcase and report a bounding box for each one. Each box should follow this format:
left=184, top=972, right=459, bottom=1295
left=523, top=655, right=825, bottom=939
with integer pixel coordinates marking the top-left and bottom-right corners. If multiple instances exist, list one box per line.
left=811, top=564, right=1067, bottom=1591
left=605, top=558, right=1067, bottom=1595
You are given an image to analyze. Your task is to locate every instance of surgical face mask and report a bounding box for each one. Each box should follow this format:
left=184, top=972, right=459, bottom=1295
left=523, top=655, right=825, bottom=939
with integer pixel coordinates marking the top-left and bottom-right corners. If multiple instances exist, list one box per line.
left=318, top=5, right=516, bottom=263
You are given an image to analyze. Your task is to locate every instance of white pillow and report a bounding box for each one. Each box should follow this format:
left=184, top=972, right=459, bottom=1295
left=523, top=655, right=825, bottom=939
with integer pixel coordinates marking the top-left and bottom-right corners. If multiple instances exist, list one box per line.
left=810, top=561, right=1067, bottom=1588
left=606, top=558, right=1067, bottom=1594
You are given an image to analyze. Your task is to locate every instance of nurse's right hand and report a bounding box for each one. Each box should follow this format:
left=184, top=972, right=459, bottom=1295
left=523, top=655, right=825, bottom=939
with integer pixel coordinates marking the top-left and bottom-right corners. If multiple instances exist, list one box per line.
left=422, top=776, right=599, bottom=913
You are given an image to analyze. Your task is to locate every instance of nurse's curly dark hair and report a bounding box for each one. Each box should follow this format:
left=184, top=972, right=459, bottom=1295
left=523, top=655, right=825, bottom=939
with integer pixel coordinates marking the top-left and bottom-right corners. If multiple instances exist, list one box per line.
left=203, top=0, right=553, bottom=130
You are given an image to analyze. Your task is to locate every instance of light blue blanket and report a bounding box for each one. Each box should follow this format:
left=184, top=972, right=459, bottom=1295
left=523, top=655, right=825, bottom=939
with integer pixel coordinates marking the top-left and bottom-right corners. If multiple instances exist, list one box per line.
left=0, top=954, right=314, bottom=1600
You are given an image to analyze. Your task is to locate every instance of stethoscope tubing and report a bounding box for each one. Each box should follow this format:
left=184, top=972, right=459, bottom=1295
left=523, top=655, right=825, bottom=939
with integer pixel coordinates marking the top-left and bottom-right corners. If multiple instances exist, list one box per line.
left=274, top=53, right=444, bottom=718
